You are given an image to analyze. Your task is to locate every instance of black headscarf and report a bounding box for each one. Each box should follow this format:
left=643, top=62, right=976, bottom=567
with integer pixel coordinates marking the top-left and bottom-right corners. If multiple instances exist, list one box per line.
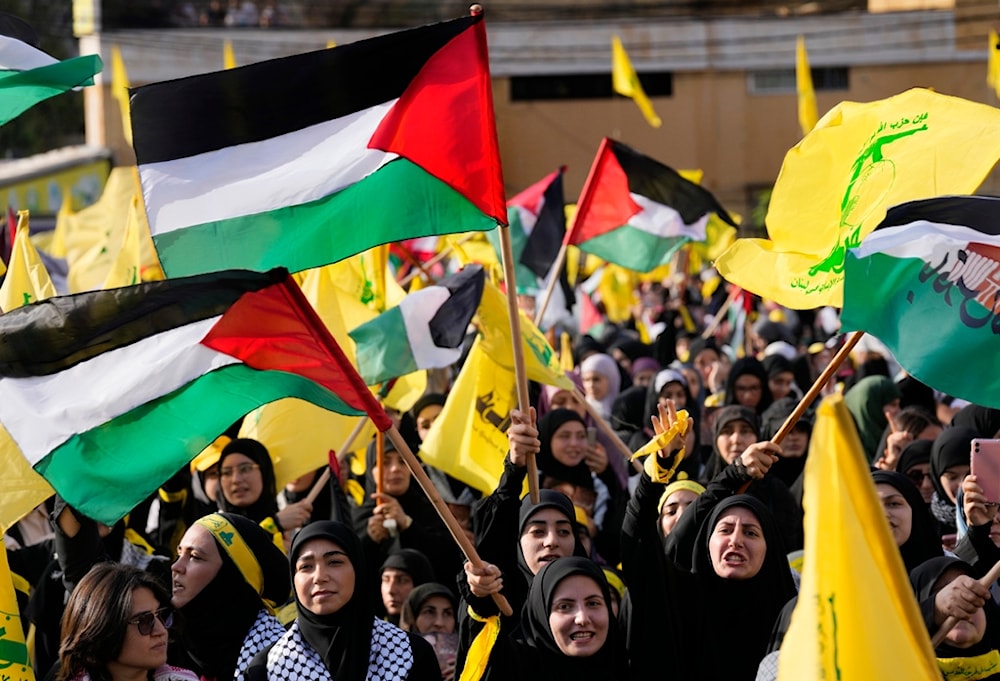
left=179, top=512, right=290, bottom=681
left=760, top=396, right=812, bottom=488
left=401, top=582, right=457, bottom=634
left=871, top=470, right=942, bottom=572
left=520, top=557, right=626, bottom=681
left=290, top=520, right=374, bottom=681
left=215, top=438, right=279, bottom=523
left=911, top=556, right=1000, bottom=662
left=690, top=495, right=797, bottom=681
left=897, top=439, right=933, bottom=480
left=953, top=405, right=1000, bottom=439
left=516, top=490, right=583, bottom=583
left=536, top=409, right=594, bottom=491
left=723, top=357, right=774, bottom=414
left=380, top=548, right=434, bottom=587
left=931, top=427, right=977, bottom=501
left=702, top=405, right=760, bottom=482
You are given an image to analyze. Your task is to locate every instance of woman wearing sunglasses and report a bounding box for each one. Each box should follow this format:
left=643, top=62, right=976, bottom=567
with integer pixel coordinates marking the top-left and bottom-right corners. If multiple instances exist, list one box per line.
left=56, top=562, right=198, bottom=681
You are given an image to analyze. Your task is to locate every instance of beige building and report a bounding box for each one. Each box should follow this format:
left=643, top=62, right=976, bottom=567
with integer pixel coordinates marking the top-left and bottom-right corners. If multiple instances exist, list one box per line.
left=82, top=0, right=1000, bottom=223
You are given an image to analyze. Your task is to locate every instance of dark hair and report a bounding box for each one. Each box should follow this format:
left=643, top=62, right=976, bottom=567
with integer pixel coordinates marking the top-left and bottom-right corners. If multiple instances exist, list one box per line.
left=57, top=562, right=170, bottom=681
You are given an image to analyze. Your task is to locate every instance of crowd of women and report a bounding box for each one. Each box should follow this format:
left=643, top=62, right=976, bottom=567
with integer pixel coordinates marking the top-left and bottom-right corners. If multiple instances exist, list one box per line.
left=7, top=277, right=1000, bottom=680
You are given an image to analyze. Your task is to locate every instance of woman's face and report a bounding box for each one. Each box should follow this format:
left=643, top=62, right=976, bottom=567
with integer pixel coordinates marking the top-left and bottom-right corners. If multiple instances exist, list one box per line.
left=519, top=508, right=575, bottom=575
left=781, top=427, right=809, bottom=459
left=875, top=483, right=913, bottom=547
left=108, top=586, right=169, bottom=677
left=547, top=575, right=609, bottom=657
left=294, top=537, right=356, bottom=616
left=768, top=371, right=795, bottom=401
left=904, top=463, right=935, bottom=504
left=414, top=595, right=455, bottom=634
left=693, top=349, right=720, bottom=383
left=716, top=419, right=757, bottom=464
left=657, top=383, right=687, bottom=409
left=732, top=374, right=764, bottom=409
left=941, top=464, right=971, bottom=504
left=415, top=404, right=443, bottom=442
left=171, top=524, right=223, bottom=608
left=551, top=420, right=588, bottom=468
left=582, top=371, right=609, bottom=401
left=549, top=390, right=587, bottom=418
left=220, top=452, right=264, bottom=508
left=373, top=450, right=411, bottom=497
left=708, top=505, right=767, bottom=580
left=632, top=369, right=657, bottom=388
left=659, top=489, right=699, bottom=537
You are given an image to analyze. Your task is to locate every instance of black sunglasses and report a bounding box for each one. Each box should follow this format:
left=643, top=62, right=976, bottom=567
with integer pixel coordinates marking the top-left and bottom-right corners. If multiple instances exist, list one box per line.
left=127, top=607, right=174, bottom=636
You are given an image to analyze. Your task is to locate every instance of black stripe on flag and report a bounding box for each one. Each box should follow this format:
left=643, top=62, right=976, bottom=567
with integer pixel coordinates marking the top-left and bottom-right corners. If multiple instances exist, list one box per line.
left=876, top=195, right=1000, bottom=236
left=130, top=14, right=480, bottom=165
left=520, top=169, right=566, bottom=280
left=609, top=139, right=736, bottom=227
left=0, top=269, right=286, bottom=378
left=430, top=264, right=484, bottom=349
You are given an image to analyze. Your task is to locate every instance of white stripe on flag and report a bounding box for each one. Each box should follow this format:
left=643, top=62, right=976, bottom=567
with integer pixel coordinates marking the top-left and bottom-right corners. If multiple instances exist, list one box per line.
left=0, top=316, right=237, bottom=464
left=0, top=35, right=58, bottom=71
left=400, top=285, right=462, bottom=370
left=628, top=192, right=708, bottom=241
left=140, top=100, right=399, bottom=236
left=851, top=221, right=1000, bottom=260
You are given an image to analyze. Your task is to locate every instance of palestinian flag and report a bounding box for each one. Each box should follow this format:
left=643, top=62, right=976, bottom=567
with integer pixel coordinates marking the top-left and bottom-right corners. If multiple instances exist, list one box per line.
left=0, top=13, right=102, bottom=127
left=568, top=138, right=735, bottom=273
left=842, top=195, right=1000, bottom=409
left=0, top=269, right=390, bottom=524
left=130, top=14, right=506, bottom=279
left=349, top=265, right=484, bottom=385
left=511, top=168, right=567, bottom=280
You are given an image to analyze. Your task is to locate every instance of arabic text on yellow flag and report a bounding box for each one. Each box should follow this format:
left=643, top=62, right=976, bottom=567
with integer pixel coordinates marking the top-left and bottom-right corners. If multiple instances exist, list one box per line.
left=0, top=213, right=56, bottom=312
left=611, top=35, right=662, bottom=128
left=477, top=280, right=573, bottom=390
left=988, top=31, right=1000, bottom=100
left=419, top=339, right=516, bottom=495
left=777, top=395, right=939, bottom=680
left=111, top=44, right=132, bottom=146
left=0, top=538, right=35, bottom=681
left=796, top=35, right=818, bottom=137
left=715, top=88, right=1000, bottom=309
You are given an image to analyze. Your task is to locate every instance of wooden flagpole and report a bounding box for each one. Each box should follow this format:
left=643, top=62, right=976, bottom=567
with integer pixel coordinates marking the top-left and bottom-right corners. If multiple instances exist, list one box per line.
left=932, top=558, right=1000, bottom=646
left=701, top=286, right=740, bottom=339
left=533, top=242, right=569, bottom=327
left=397, top=233, right=477, bottom=288
left=304, top=416, right=369, bottom=505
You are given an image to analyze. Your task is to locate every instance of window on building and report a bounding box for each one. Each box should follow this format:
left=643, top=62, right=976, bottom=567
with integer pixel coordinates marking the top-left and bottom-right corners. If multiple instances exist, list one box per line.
left=510, top=72, right=673, bottom=101
left=747, top=67, right=849, bottom=95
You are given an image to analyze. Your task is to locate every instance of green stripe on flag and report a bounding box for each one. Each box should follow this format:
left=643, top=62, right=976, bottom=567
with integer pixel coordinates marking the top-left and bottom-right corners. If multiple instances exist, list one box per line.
left=351, top=305, right=419, bottom=385
left=579, top=224, right=689, bottom=273
left=35, top=364, right=363, bottom=524
left=0, top=54, right=102, bottom=126
left=153, top=159, right=497, bottom=277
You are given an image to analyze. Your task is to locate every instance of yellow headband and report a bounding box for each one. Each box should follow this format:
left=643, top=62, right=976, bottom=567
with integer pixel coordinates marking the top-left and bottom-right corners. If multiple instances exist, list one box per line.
left=196, top=514, right=265, bottom=598
left=602, top=568, right=626, bottom=599
left=658, top=479, right=706, bottom=514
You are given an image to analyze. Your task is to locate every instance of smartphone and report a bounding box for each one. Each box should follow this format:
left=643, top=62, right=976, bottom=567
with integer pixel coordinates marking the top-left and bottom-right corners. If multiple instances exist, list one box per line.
left=586, top=426, right=597, bottom=447
left=971, top=439, right=1000, bottom=503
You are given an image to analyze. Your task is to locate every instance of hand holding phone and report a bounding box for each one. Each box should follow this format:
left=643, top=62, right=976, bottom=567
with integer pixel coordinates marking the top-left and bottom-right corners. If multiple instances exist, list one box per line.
left=971, top=439, right=1000, bottom=504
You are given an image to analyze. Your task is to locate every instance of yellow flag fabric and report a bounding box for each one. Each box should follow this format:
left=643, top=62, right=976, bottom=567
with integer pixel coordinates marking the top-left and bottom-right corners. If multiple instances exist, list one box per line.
left=0, top=423, right=53, bottom=534
left=777, top=395, right=939, bottom=680
left=596, top=265, right=638, bottom=324
left=102, top=195, right=143, bottom=288
left=796, top=36, right=818, bottom=137
left=716, top=88, right=1000, bottom=309
left=0, top=538, right=35, bottom=681
left=988, top=31, right=1000, bottom=100
left=611, top=35, right=662, bottom=128
left=419, top=339, right=516, bottom=495
left=223, top=40, right=237, bottom=69
left=477, top=280, right=574, bottom=390
left=0, top=214, right=56, bottom=312
left=110, top=44, right=132, bottom=146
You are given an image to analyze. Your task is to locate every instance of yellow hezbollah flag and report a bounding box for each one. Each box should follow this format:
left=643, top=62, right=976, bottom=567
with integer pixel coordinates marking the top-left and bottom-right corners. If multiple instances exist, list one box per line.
left=110, top=44, right=132, bottom=146
left=102, top=195, right=143, bottom=288
left=0, top=538, right=34, bottom=681
left=777, top=395, right=939, bottom=680
left=611, top=35, right=661, bottom=128
left=0, top=213, right=56, bottom=312
left=476, top=280, right=573, bottom=390
left=0, top=423, right=53, bottom=534
left=716, top=88, right=1000, bottom=309
left=419, top=338, right=515, bottom=495
left=988, top=31, right=1000, bottom=100
left=796, top=36, right=818, bottom=137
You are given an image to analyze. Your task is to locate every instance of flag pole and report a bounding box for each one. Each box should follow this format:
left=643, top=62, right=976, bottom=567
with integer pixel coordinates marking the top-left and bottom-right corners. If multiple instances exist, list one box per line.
left=497, top=221, right=540, bottom=504
left=931, top=558, right=1000, bottom=646
left=532, top=242, right=569, bottom=327
left=573, top=387, right=641, bottom=472
left=701, top=285, right=740, bottom=339
left=304, top=416, right=369, bottom=505
left=385, top=425, right=514, bottom=616
left=737, top=331, right=862, bottom=494
left=393, top=241, right=438, bottom=287
left=397, top=233, right=476, bottom=287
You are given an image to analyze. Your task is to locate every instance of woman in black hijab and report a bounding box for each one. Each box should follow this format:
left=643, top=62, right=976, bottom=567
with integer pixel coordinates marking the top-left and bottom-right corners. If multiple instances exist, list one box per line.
left=170, top=513, right=291, bottom=681
left=930, top=427, right=978, bottom=537
left=460, top=556, right=626, bottom=681
left=953, top=405, right=1000, bottom=439
left=723, top=357, right=774, bottom=415
left=250, top=520, right=438, bottom=680
left=871, top=470, right=942, bottom=572
left=911, top=556, right=1000, bottom=680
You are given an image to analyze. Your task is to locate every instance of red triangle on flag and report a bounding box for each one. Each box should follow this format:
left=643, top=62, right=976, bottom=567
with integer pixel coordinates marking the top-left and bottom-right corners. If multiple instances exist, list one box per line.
left=568, top=138, right=639, bottom=245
